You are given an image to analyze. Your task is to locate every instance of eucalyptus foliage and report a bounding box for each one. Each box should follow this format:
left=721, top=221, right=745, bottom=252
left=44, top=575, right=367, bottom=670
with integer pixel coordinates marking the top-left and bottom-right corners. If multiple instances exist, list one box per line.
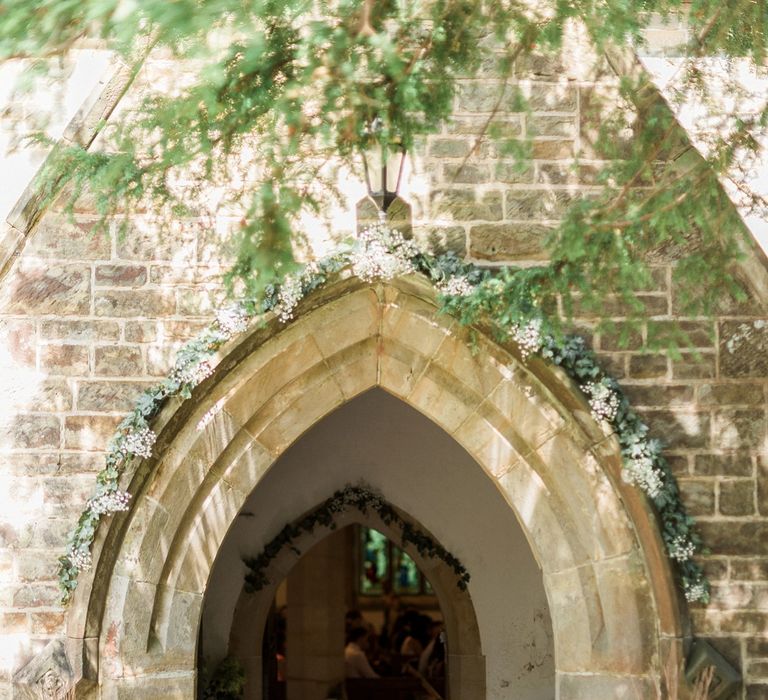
left=243, top=484, right=472, bottom=593
left=2, top=0, right=766, bottom=326
left=57, top=227, right=709, bottom=605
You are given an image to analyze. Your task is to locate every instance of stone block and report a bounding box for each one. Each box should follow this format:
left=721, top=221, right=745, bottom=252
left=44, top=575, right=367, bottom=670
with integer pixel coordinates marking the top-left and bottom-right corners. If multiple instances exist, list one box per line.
left=124, top=321, right=157, bottom=343
left=42, top=475, right=91, bottom=514
left=499, top=463, right=584, bottom=572
left=712, top=409, right=766, bottom=449
left=720, top=320, right=768, bottom=378
left=94, top=346, right=144, bottom=376
left=455, top=81, right=522, bottom=113
left=598, top=322, right=643, bottom=351
left=528, top=116, right=576, bottom=137
left=493, top=161, right=534, bottom=184
left=77, top=380, right=150, bottom=412
left=95, top=264, right=148, bottom=288
left=622, top=384, right=693, bottom=408
left=505, top=189, right=574, bottom=220
left=698, top=521, right=768, bottom=556
left=12, top=584, right=60, bottom=607
left=249, top=374, right=345, bottom=455
left=0, top=415, right=60, bottom=450
left=640, top=410, right=710, bottom=449
left=446, top=115, right=522, bottom=136
left=698, top=383, right=765, bottom=407
left=428, top=138, right=473, bottom=158
left=676, top=478, right=715, bottom=516
left=718, top=479, right=756, bottom=516
left=0, top=319, right=35, bottom=367
left=40, top=344, right=89, bottom=376
left=429, top=189, right=502, bottom=221
left=9, top=380, right=72, bottom=412
left=175, top=286, right=226, bottom=316
left=529, top=139, right=575, bottom=159
left=442, top=163, right=490, bottom=184
left=454, top=410, right=526, bottom=480
left=694, top=453, right=753, bottom=477
left=412, top=225, right=466, bottom=256
left=116, top=220, right=197, bottom=263
left=731, top=559, right=768, bottom=581
left=0, top=613, right=28, bottom=634
left=525, top=82, right=578, bottom=112
left=40, top=319, right=120, bottom=342
left=64, top=415, right=121, bottom=451
left=94, top=289, right=175, bottom=318
left=628, top=353, right=668, bottom=379
left=14, top=549, right=60, bottom=582
left=26, top=215, right=110, bottom=260
left=670, top=352, right=717, bottom=379
left=469, top=222, right=552, bottom=261
left=0, top=263, right=90, bottom=316
left=30, top=612, right=65, bottom=636
left=647, top=320, right=714, bottom=349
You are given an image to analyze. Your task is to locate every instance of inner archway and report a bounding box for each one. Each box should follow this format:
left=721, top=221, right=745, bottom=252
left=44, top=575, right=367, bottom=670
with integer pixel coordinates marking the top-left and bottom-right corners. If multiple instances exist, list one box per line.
left=199, top=389, right=554, bottom=699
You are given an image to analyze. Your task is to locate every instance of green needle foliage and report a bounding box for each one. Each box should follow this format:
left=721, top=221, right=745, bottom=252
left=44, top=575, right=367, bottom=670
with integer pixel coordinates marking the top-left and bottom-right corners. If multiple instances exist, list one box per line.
left=2, top=0, right=767, bottom=330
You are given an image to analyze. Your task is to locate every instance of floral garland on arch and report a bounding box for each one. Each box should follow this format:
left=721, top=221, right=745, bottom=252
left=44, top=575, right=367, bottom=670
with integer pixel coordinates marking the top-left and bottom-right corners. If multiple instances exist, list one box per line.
left=56, top=224, right=709, bottom=605
left=243, top=484, right=471, bottom=593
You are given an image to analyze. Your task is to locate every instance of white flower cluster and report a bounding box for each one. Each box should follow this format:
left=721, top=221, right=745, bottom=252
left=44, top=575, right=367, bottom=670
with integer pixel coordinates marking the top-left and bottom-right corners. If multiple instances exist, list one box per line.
left=510, top=319, right=543, bottom=359
left=273, top=274, right=304, bottom=323
left=621, top=456, right=664, bottom=499
left=172, top=358, right=214, bottom=387
left=351, top=224, right=418, bottom=282
left=685, top=581, right=708, bottom=603
left=215, top=305, right=249, bottom=337
left=668, top=534, right=696, bottom=562
left=437, top=275, right=474, bottom=298
left=583, top=380, right=620, bottom=423
left=88, top=490, right=131, bottom=516
left=119, top=426, right=157, bottom=459
left=68, top=544, right=92, bottom=571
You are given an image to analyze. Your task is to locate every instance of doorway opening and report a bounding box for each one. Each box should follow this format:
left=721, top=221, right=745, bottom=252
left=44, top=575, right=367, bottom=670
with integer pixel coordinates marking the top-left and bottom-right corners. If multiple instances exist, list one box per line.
left=260, top=524, right=448, bottom=700
left=197, top=389, right=555, bottom=700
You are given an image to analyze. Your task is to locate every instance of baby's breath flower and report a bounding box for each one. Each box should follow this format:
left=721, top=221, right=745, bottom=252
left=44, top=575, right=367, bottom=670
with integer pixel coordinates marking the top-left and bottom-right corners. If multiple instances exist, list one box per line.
left=351, top=224, right=418, bottom=282
left=215, top=305, right=248, bottom=337
left=171, top=358, right=214, bottom=387
left=68, top=544, right=92, bottom=572
left=119, top=426, right=156, bottom=459
left=273, top=274, right=304, bottom=322
left=437, top=275, right=474, bottom=298
left=583, top=379, right=620, bottom=423
left=510, top=319, right=543, bottom=359
left=622, top=456, right=664, bottom=499
left=88, top=490, right=131, bottom=516
left=668, top=534, right=696, bottom=562
left=685, top=581, right=709, bottom=603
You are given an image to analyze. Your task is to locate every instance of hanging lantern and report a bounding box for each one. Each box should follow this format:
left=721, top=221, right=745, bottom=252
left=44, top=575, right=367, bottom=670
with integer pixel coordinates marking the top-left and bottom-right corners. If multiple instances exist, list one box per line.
left=361, top=131, right=407, bottom=214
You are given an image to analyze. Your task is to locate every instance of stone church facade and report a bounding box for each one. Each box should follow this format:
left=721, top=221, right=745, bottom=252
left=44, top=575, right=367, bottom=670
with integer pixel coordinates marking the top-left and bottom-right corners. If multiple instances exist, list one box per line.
left=0, top=19, right=767, bottom=700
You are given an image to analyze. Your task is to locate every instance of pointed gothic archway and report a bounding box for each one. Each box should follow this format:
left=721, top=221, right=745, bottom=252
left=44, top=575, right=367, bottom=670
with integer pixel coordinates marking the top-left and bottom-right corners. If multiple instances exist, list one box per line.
left=64, top=274, right=686, bottom=699
left=207, top=387, right=550, bottom=700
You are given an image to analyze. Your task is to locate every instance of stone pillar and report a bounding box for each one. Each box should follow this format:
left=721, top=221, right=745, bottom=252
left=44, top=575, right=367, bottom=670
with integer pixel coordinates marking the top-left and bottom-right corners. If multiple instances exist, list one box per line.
left=286, top=530, right=348, bottom=700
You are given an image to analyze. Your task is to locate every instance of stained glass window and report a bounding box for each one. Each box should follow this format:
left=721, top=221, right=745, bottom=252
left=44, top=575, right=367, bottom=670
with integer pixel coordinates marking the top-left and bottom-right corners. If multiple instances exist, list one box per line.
left=358, top=527, right=432, bottom=596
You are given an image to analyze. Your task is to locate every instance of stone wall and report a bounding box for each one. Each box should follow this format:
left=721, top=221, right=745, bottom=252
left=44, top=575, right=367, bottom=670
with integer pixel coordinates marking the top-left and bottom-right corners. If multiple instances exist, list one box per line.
left=0, top=22, right=767, bottom=699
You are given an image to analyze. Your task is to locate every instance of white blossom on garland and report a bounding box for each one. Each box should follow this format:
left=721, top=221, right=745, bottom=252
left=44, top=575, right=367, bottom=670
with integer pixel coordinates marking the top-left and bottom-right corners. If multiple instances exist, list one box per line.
left=57, top=225, right=711, bottom=606
left=350, top=224, right=419, bottom=282
left=510, top=319, right=544, bottom=360
left=583, top=378, right=621, bottom=423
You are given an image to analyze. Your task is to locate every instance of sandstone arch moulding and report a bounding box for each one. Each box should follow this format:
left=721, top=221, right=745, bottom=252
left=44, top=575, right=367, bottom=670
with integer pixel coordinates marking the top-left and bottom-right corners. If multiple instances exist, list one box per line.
left=62, top=274, right=686, bottom=699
